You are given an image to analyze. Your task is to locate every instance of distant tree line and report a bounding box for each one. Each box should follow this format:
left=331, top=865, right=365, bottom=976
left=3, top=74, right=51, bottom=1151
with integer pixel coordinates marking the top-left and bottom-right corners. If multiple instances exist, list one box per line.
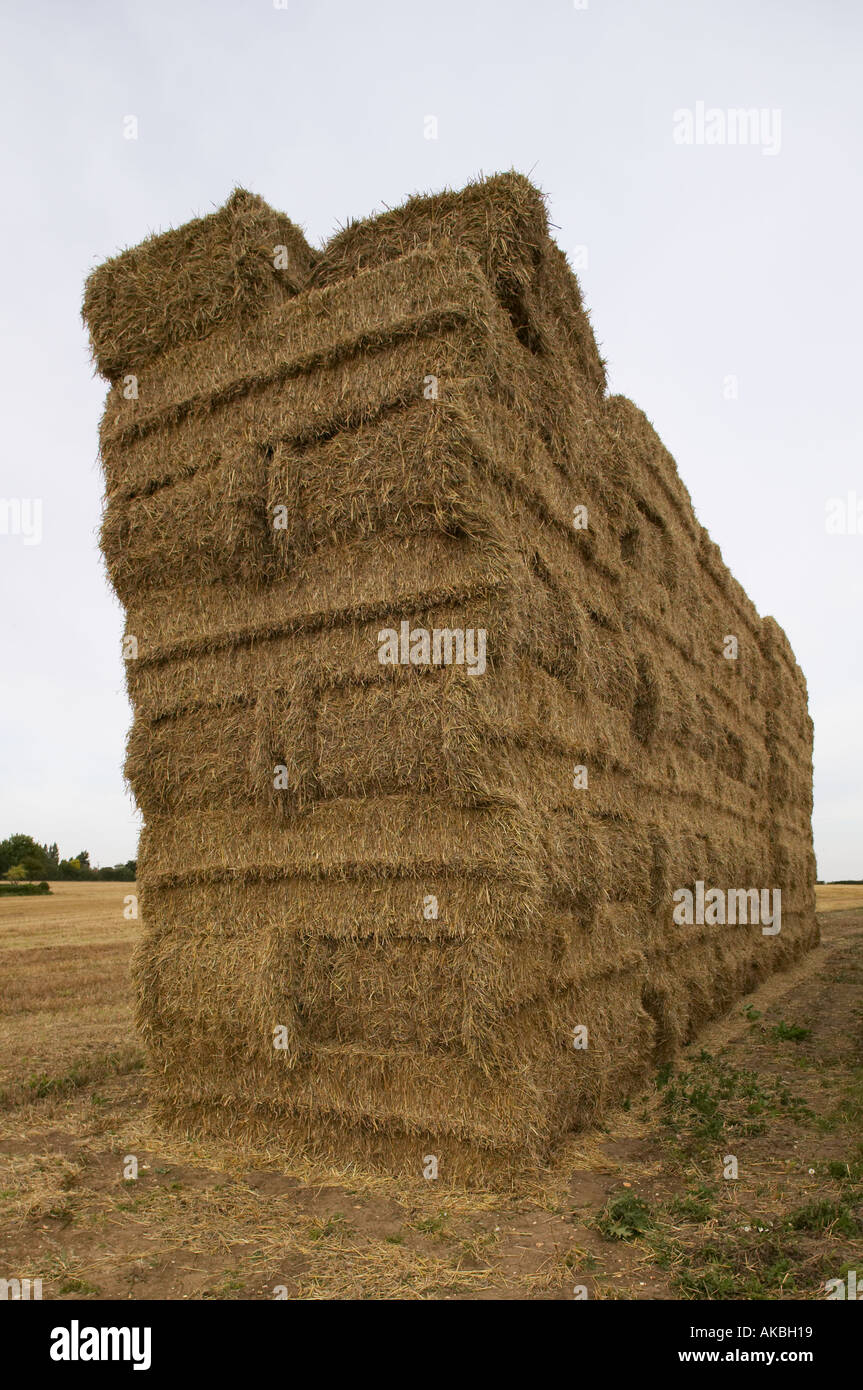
left=0, top=834, right=136, bottom=882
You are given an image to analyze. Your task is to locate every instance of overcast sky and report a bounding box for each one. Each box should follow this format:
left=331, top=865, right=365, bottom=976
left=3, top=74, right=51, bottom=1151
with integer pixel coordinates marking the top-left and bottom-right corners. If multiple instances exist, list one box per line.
left=0, top=0, right=859, bottom=877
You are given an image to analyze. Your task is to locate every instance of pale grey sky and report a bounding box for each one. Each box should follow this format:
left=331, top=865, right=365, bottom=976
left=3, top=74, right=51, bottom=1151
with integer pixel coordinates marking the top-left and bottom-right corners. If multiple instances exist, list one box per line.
left=0, top=0, right=859, bottom=876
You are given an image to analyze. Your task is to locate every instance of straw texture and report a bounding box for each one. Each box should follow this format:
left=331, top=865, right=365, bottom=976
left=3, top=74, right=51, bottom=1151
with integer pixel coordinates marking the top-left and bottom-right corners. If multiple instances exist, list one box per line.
left=83, top=172, right=817, bottom=1182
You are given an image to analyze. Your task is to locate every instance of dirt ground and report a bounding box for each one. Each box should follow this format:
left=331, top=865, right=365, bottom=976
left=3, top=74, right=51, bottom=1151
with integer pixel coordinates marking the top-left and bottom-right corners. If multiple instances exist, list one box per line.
left=0, top=881, right=860, bottom=1300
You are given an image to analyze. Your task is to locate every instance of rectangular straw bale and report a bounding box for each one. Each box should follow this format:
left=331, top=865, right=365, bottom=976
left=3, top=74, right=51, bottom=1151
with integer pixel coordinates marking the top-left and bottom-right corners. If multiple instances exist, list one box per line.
left=312, top=171, right=607, bottom=397
left=83, top=188, right=316, bottom=382
left=142, top=874, right=544, bottom=944
left=98, top=245, right=497, bottom=441
left=138, top=962, right=655, bottom=1154
left=138, top=795, right=543, bottom=894
left=137, top=921, right=577, bottom=1059
left=102, top=447, right=271, bottom=602
left=124, top=589, right=520, bottom=723
left=121, top=528, right=514, bottom=663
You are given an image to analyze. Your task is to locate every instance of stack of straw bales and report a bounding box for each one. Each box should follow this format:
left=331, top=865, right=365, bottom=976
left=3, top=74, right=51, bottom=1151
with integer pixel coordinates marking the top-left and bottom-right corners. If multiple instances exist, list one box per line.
left=84, top=174, right=817, bottom=1181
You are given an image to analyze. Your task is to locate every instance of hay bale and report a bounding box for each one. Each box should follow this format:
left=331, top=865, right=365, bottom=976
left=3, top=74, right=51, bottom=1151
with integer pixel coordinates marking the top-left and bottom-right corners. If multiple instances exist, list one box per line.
left=83, top=188, right=316, bottom=382
left=84, top=171, right=817, bottom=1181
left=312, top=171, right=607, bottom=397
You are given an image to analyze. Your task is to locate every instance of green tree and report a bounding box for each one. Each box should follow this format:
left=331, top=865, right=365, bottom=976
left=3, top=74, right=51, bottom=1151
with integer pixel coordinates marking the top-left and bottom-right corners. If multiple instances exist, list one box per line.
left=75, top=850, right=93, bottom=877
left=5, top=864, right=28, bottom=882
left=0, top=834, right=44, bottom=877
left=41, top=842, right=60, bottom=878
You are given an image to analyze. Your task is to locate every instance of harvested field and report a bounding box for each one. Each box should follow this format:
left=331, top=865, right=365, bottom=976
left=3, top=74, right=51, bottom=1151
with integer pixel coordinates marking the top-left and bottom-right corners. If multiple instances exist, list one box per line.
left=0, top=885, right=859, bottom=1300
left=815, top=884, right=863, bottom=913
left=81, top=172, right=818, bottom=1179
